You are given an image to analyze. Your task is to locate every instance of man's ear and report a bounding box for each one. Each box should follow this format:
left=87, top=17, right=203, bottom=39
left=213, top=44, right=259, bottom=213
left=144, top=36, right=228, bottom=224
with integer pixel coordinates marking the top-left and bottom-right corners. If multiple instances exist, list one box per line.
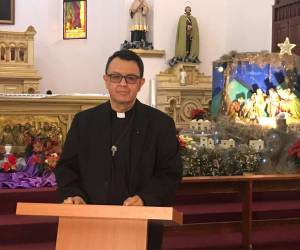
left=138, top=78, right=145, bottom=91
left=103, top=75, right=109, bottom=89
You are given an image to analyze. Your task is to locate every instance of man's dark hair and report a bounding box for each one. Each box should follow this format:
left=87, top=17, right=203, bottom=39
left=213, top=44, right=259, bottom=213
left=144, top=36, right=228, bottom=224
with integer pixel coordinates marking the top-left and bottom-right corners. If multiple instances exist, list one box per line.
left=105, top=49, right=144, bottom=77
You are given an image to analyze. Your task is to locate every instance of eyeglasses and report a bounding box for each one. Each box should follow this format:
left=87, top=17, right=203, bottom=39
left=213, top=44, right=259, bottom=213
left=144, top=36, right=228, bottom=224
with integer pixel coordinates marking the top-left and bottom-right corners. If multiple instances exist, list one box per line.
left=106, top=73, right=141, bottom=84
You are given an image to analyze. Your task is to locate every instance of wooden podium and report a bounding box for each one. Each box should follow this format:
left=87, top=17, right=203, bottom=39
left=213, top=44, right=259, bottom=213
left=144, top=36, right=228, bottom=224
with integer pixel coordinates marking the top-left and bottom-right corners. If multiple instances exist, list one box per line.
left=16, top=202, right=182, bottom=250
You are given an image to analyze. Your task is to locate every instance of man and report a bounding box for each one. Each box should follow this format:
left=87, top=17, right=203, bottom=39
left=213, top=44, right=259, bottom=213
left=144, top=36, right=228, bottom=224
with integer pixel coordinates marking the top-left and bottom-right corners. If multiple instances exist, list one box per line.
left=54, top=49, right=182, bottom=250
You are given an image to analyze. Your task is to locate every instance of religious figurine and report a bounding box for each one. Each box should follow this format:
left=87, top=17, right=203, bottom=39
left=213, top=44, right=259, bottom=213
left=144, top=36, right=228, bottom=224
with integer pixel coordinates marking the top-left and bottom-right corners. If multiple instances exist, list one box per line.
left=4, top=144, right=12, bottom=156
left=267, top=88, right=280, bottom=117
left=227, top=97, right=244, bottom=120
left=129, top=0, right=149, bottom=43
left=169, top=5, right=200, bottom=66
left=65, top=1, right=82, bottom=30
left=254, top=88, right=267, bottom=117
left=179, top=67, right=187, bottom=86
left=242, top=93, right=256, bottom=121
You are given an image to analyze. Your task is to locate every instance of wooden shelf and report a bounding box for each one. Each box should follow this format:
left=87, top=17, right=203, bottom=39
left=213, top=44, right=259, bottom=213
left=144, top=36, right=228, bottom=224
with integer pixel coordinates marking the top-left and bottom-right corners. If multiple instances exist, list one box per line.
left=129, top=49, right=165, bottom=58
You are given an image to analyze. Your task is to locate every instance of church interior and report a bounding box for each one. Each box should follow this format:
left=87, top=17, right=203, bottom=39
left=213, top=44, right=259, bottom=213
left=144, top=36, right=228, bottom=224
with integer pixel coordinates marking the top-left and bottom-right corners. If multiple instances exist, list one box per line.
left=1, top=0, right=300, bottom=249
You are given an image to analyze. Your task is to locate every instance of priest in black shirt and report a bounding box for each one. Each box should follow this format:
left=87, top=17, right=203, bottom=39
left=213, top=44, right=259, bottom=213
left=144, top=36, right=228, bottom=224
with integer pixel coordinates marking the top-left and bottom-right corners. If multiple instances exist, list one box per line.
left=54, top=49, right=182, bottom=250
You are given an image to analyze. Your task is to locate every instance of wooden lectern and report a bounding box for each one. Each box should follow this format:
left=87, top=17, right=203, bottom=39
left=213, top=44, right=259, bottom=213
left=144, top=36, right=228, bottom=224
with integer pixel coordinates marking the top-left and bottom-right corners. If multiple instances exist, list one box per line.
left=16, top=202, right=182, bottom=250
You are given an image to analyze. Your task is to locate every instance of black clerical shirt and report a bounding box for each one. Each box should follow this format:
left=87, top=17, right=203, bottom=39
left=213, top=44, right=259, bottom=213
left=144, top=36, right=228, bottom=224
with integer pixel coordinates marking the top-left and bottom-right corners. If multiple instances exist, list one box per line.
left=107, top=104, right=135, bottom=205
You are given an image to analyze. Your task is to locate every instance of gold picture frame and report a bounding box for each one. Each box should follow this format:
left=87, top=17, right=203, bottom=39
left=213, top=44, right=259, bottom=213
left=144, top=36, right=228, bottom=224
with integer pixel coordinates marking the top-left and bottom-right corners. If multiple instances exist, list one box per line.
left=0, top=0, right=15, bottom=25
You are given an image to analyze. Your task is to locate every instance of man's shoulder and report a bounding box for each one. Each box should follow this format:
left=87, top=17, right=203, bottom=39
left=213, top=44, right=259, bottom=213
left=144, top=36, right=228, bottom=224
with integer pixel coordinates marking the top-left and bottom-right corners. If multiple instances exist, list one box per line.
left=75, top=101, right=109, bottom=119
left=137, top=102, right=174, bottom=123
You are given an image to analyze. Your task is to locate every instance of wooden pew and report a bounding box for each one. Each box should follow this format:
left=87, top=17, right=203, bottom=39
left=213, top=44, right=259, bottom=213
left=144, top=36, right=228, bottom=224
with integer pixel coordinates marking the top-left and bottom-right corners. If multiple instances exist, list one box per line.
left=166, top=174, right=300, bottom=250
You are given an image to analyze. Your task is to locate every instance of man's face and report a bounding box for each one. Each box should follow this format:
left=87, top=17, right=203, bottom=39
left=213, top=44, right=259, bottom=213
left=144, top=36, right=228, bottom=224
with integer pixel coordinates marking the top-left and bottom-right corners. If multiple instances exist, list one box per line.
left=103, top=57, right=144, bottom=107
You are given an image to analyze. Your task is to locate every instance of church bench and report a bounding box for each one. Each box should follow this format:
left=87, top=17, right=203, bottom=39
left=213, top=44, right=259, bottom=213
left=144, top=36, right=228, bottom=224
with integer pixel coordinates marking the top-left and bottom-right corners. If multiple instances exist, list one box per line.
left=165, top=175, right=300, bottom=250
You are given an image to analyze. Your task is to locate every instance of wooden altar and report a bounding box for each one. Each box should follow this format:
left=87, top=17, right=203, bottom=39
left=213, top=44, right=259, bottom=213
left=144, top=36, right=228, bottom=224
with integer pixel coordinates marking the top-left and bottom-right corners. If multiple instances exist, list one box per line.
left=0, top=94, right=109, bottom=154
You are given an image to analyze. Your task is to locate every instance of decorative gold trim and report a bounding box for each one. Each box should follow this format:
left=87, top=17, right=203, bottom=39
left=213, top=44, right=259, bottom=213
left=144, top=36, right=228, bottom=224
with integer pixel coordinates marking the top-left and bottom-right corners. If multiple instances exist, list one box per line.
left=129, top=49, right=165, bottom=58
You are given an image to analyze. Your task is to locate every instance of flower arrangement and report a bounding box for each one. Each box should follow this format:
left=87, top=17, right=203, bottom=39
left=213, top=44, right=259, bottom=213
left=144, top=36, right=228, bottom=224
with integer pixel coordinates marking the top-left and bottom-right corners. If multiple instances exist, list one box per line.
left=25, top=135, right=61, bottom=174
left=0, top=154, right=17, bottom=172
left=0, top=126, right=61, bottom=188
left=190, top=108, right=207, bottom=120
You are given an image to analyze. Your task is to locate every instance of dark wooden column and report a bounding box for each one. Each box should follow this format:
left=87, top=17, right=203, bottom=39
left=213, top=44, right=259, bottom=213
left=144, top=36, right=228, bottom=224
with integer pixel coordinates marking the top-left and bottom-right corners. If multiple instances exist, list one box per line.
left=241, top=179, right=253, bottom=250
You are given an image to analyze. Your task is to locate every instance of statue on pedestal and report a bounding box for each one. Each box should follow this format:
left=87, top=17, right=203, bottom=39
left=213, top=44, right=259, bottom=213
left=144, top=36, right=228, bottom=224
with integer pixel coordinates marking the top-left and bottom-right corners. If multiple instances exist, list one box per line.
left=169, top=5, right=200, bottom=67
left=179, top=66, right=187, bottom=86
left=121, top=0, right=153, bottom=50
left=130, top=0, right=149, bottom=43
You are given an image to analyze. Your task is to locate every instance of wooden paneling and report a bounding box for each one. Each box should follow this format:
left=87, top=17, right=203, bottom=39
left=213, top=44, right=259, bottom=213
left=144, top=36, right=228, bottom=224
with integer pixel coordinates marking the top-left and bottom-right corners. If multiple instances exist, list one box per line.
left=272, top=20, right=289, bottom=52
left=289, top=16, right=300, bottom=55
left=272, top=0, right=300, bottom=55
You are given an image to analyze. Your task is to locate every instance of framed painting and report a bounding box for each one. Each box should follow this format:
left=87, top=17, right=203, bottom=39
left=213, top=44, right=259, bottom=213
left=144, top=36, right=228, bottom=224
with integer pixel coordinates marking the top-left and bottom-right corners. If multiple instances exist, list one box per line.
left=0, top=0, right=15, bottom=24
left=63, top=0, right=87, bottom=39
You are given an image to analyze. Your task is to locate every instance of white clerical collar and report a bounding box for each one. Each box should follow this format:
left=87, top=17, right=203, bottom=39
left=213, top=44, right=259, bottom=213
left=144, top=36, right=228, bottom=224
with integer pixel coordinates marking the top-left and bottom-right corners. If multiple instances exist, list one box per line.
left=116, top=112, right=125, bottom=119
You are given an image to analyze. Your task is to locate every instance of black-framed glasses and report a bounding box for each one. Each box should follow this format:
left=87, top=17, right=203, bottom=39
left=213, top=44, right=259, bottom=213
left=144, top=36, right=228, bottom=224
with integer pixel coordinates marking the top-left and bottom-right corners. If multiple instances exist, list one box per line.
left=107, top=73, right=141, bottom=84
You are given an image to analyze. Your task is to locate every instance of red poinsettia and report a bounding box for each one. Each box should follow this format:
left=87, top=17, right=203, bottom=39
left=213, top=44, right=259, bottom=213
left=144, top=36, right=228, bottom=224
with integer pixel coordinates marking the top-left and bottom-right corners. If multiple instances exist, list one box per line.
left=288, top=139, right=300, bottom=158
left=190, top=108, right=207, bottom=120
left=1, top=154, right=17, bottom=172
left=7, top=155, right=17, bottom=165
left=30, top=154, right=43, bottom=165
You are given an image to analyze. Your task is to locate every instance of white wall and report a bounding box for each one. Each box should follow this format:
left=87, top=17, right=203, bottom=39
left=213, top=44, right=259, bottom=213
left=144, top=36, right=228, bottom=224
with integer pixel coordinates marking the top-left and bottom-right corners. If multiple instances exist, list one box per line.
left=0, top=0, right=274, bottom=104
left=154, top=0, right=228, bottom=77
left=225, top=0, right=274, bottom=52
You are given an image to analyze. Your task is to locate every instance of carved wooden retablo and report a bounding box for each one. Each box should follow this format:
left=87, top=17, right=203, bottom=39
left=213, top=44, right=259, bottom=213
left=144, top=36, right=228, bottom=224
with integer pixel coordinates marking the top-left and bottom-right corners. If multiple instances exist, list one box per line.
left=0, top=94, right=109, bottom=156
left=0, top=26, right=41, bottom=94
left=156, top=63, right=212, bottom=128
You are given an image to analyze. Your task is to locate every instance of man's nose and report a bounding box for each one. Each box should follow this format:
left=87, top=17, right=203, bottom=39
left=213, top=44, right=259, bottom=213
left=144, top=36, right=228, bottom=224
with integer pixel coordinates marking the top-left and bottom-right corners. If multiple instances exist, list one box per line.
left=119, top=77, right=127, bottom=86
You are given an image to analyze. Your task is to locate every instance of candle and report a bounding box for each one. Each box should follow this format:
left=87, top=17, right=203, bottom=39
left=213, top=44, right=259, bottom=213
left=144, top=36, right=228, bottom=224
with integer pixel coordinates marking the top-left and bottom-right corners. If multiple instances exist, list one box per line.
left=149, top=79, right=156, bottom=107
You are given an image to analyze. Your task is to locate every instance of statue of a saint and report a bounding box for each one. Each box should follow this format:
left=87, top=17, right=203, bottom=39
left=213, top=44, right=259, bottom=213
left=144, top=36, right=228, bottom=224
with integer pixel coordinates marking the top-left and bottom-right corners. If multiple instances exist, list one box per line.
left=170, top=5, right=200, bottom=66
left=129, top=0, right=149, bottom=43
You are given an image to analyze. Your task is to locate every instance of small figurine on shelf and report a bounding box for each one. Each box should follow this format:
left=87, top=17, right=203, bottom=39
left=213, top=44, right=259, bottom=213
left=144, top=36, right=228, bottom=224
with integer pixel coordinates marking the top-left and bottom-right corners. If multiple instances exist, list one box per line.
left=4, top=144, right=12, bottom=156
left=179, top=66, right=187, bottom=86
